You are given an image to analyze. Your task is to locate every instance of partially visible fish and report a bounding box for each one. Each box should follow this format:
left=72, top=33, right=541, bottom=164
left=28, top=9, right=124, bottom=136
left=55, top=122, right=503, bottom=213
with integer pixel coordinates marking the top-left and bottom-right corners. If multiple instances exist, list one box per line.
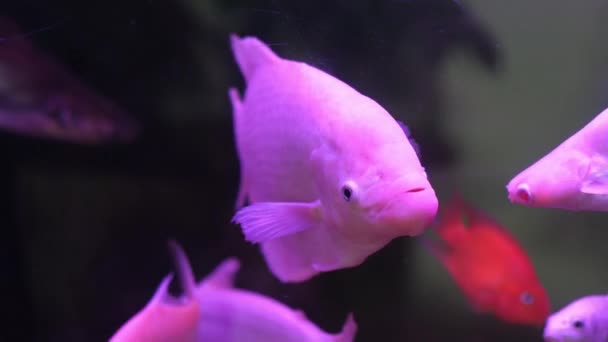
left=197, top=257, right=357, bottom=342
left=0, top=17, right=139, bottom=144
left=424, top=194, right=551, bottom=325
left=544, top=294, right=608, bottom=342
left=229, top=34, right=438, bottom=283
left=111, top=240, right=357, bottom=342
left=110, top=240, right=200, bottom=342
left=507, top=106, right=608, bottom=211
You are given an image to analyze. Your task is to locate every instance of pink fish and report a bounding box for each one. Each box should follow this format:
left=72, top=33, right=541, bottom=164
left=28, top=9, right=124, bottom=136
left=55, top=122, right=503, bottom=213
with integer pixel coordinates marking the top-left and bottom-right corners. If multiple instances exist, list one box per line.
left=110, top=241, right=200, bottom=342
left=228, top=34, right=438, bottom=283
left=507, top=106, right=608, bottom=211
left=111, top=241, right=357, bottom=342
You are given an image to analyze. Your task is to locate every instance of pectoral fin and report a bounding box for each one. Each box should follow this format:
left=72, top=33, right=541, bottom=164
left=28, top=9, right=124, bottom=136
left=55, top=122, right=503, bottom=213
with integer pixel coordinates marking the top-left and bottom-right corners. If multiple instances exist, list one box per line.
left=232, top=200, right=322, bottom=243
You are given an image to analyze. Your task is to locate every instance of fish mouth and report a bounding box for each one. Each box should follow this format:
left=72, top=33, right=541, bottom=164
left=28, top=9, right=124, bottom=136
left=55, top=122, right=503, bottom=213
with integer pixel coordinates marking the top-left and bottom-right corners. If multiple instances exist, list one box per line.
left=508, top=183, right=533, bottom=205
left=374, top=186, right=438, bottom=236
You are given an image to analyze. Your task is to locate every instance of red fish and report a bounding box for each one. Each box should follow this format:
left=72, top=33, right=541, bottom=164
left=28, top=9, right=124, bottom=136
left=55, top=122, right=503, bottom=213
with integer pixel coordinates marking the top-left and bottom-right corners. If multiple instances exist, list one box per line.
left=425, top=195, right=551, bottom=325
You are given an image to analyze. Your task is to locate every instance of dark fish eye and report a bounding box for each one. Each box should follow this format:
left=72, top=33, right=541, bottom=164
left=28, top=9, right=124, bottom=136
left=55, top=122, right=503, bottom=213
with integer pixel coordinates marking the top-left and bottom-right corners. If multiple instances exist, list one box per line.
left=573, top=320, right=584, bottom=329
left=520, top=291, right=534, bottom=305
left=341, top=185, right=353, bottom=202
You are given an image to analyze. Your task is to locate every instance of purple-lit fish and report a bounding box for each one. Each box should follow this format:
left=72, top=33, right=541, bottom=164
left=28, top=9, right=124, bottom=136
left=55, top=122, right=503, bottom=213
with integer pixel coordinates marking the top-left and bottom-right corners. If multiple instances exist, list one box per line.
left=229, top=34, right=438, bottom=283
left=543, top=294, right=608, bottom=342
left=0, top=18, right=139, bottom=144
left=111, top=241, right=357, bottom=342
left=507, top=106, right=608, bottom=211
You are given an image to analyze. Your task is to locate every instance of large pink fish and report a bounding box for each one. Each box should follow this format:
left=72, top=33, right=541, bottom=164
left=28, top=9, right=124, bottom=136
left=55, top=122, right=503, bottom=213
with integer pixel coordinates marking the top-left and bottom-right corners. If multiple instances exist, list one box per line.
left=507, top=106, right=608, bottom=211
left=111, top=241, right=357, bottom=342
left=229, top=34, right=438, bottom=282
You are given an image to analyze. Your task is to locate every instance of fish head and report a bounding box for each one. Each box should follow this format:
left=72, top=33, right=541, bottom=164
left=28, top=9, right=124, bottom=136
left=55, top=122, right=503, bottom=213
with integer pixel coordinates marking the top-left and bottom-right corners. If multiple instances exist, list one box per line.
left=495, top=281, right=551, bottom=326
left=506, top=148, right=590, bottom=210
left=542, top=295, right=606, bottom=342
left=312, top=135, right=437, bottom=239
left=37, top=93, right=140, bottom=144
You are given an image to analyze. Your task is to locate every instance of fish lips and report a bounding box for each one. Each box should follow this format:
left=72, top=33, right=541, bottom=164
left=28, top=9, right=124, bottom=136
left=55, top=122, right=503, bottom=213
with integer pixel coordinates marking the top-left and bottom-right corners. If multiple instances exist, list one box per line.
left=372, top=185, right=438, bottom=237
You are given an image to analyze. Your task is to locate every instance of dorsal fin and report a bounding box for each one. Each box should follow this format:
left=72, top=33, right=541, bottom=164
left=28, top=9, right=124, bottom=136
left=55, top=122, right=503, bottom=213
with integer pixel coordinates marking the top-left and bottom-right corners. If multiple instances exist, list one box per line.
left=167, top=240, right=197, bottom=299
left=230, top=34, right=281, bottom=83
left=199, top=257, right=240, bottom=288
left=396, top=120, right=421, bottom=158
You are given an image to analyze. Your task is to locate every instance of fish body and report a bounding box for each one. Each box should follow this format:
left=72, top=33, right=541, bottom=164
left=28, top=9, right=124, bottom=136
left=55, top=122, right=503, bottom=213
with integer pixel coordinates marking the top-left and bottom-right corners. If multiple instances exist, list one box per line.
left=229, top=34, right=438, bottom=282
left=507, top=106, right=608, bottom=211
left=110, top=241, right=200, bottom=342
left=111, top=241, right=357, bottom=342
left=544, top=294, right=608, bottom=342
left=196, top=258, right=357, bottom=342
left=425, top=195, right=550, bottom=325
left=0, top=17, right=139, bottom=144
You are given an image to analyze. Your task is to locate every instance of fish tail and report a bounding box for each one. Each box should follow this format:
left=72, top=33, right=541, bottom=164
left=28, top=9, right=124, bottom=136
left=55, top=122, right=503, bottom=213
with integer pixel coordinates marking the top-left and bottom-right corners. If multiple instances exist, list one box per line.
left=229, top=33, right=280, bottom=82
left=167, top=240, right=197, bottom=299
left=334, top=313, right=357, bottom=342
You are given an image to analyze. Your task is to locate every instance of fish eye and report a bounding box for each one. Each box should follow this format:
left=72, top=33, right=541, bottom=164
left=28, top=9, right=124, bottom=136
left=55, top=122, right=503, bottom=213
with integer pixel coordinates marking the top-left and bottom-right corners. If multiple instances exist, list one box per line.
left=520, top=291, right=534, bottom=305
left=573, top=320, right=584, bottom=329
left=341, top=185, right=353, bottom=202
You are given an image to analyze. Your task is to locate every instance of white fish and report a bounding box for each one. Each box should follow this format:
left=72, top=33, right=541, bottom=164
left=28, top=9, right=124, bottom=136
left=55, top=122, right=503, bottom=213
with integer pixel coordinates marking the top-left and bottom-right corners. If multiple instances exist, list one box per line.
left=507, top=106, right=608, bottom=211
left=229, top=34, right=438, bottom=282
left=111, top=240, right=357, bottom=342
left=543, top=294, right=608, bottom=342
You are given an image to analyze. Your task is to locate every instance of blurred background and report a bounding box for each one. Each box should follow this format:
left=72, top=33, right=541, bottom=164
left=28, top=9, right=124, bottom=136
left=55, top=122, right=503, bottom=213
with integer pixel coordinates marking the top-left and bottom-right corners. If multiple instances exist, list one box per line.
left=1, top=0, right=607, bottom=341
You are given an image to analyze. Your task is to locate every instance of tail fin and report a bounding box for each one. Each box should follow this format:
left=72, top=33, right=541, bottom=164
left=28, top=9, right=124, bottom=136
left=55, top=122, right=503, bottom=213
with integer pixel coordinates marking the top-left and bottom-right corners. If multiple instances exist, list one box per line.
left=167, top=240, right=197, bottom=299
left=334, top=313, right=357, bottom=342
left=229, top=34, right=280, bottom=82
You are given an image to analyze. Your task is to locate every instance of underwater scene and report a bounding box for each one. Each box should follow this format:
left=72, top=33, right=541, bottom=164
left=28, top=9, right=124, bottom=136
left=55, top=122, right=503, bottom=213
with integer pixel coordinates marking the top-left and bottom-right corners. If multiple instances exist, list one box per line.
left=2, top=1, right=608, bottom=341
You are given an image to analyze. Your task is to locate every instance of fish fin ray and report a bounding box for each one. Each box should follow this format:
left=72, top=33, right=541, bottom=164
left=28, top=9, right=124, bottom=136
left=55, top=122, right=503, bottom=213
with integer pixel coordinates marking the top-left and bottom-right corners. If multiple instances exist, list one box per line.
left=200, top=257, right=240, bottom=288
left=232, top=201, right=321, bottom=243
left=396, top=120, right=421, bottom=158
left=229, top=34, right=280, bottom=82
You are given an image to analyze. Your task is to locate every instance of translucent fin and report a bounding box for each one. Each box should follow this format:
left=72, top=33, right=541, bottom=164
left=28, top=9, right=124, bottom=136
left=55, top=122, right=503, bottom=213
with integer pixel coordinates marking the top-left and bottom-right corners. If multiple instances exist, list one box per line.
left=581, top=169, right=608, bottom=195
left=232, top=201, right=321, bottom=243
left=229, top=34, right=281, bottom=83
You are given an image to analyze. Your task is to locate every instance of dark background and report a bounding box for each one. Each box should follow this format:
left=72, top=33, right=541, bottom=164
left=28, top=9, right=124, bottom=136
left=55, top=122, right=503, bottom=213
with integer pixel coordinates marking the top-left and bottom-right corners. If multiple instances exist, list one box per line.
left=2, top=1, right=606, bottom=341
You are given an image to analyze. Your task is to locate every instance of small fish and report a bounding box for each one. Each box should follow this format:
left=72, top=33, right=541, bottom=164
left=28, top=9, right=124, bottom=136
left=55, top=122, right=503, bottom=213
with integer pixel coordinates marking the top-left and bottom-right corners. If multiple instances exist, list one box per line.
left=0, top=17, right=139, bottom=144
left=544, top=294, right=608, bottom=342
left=229, top=34, right=438, bottom=283
left=111, top=240, right=357, bottom=342
left=507, top=106, right=608, bottom=211
left=110, top=240, right=200, bottom=342
left=424, top=194, right=551, bottom=325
